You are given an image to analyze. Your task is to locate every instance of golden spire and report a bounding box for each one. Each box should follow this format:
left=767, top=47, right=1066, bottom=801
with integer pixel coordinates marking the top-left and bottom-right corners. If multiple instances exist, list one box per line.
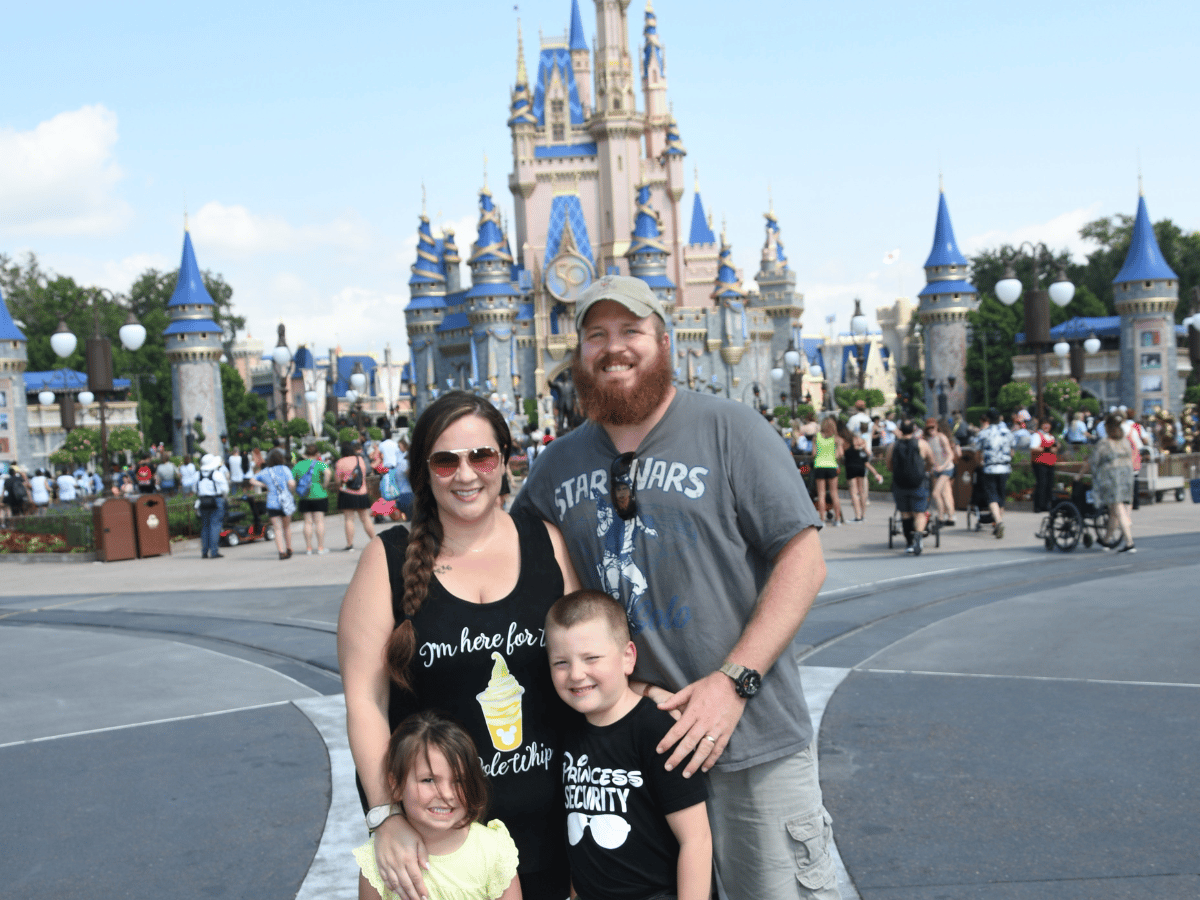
left=693, top=164, right=699, bottom=194
left=516, top=18, right=528, bottom=85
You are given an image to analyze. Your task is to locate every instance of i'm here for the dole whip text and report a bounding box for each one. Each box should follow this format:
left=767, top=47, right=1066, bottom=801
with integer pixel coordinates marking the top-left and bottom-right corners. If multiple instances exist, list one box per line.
left=418, top=620, right=554, bottom=778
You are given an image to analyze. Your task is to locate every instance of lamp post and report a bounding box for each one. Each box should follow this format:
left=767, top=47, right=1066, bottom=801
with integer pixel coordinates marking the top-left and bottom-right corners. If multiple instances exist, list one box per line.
left=350, top=362, right=368, bottom=433
left=770, top=341, right=804, bottom=418
left=271, top=324, right=293, bottom=456
left=994, top=243, right=1075, bottom=421
left=850, top=298, right=869, bottom=390
left=53, top=290, right=146, bottom=488
left=49, top=321, right=78, bottom=433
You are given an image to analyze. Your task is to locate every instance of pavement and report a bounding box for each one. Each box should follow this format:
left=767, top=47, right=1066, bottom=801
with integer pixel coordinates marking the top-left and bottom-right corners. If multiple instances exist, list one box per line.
left=1, top=495, right=1197, bottom=899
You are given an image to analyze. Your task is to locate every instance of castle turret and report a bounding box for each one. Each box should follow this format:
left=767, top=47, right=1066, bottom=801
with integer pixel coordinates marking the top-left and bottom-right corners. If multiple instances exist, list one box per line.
left=0, top=284, right=31, bottom=466
left=1113, top=187, right=1180, bottom=415
left=917, top=186, right=978, bottom=417
left=406, top=214, right=448, bottom=410
left=641, top=1, right=669, bottom=157
left=626, top=182, right=676, bottom=312
left=466, top=186, right=520, bottom=398
left=682, top=174, right=719, bottom=307
left=508, top=19, right=538, bottom=212
left=163, top=230, right=227, bottom=455
left=568, top=0, right=592, bottom=112
left=754, top=206, right=803, bottom=363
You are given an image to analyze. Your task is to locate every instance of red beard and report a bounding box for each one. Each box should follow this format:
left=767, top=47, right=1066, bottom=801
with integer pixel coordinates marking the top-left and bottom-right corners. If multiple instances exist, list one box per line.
left=573, top=341, right=673, bottom=427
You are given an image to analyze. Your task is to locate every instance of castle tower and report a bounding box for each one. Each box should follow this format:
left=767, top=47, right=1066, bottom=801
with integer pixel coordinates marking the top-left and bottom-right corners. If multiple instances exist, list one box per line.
left=754, top=205, right=803, bottom=363
left=508, top=18, right=539, bottom=235
left=641, top=1, right=668, bottom=155
left=466, top=186, right=520, bottom=399
left=0, top=285, right=31, bottom=466
left=1113, top=187, right=1180, bottom=415
left=442, top=228, right=462, bottom=294
left=568, top=0, right=592, bottom=111
left=163, top=230, right=227, bottom=456
left=917, top=187, right=978, bottom=417
left=682, top=173, right=719, bottom=307
left=625, top=181, right=676, bottom=311
left=406, top=214, right=448, bottom=409
left=590, top=0, right=641, bottom=271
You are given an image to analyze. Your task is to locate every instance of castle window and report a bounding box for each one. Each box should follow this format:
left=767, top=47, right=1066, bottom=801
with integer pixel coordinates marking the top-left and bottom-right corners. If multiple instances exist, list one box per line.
left=551, top=99, right=564, bottom=118
left=613, top=96, right=621, bottom=110
left=617, top=155, right=623, bottom=171
left=1145, top=282, right=1152, bottom=288
left=552, top=123, right=565, bottom=141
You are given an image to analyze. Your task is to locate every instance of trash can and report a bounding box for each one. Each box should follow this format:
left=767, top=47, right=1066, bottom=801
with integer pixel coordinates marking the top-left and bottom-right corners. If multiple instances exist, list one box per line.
left=93, top=498, right=137, bottom=562
left=954, top=449, right=980, bottom=511
left=134, top=494, right=172, bottom=558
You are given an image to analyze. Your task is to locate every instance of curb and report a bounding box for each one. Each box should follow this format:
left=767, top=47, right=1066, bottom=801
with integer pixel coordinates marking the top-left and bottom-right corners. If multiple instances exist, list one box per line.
left=0, top=552, right=98, bottom=564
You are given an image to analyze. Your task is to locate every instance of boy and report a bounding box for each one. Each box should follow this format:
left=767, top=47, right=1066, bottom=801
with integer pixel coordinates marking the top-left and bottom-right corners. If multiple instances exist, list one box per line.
left=546, top=590, right=711, bottom=900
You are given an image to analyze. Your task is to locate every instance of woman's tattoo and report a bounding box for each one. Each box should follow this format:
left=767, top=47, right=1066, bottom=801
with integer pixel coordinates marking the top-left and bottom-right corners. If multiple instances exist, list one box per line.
left=433, top=564, right=452, bottom=575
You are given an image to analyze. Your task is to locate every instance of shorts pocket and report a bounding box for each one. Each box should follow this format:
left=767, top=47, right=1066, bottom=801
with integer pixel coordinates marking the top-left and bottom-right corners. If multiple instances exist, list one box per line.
left=785, top=807, right=836, bottom=890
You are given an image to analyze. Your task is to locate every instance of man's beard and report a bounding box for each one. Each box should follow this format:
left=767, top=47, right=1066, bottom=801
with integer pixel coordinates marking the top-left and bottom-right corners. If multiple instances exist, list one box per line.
left=573, top=341, right=673, bottom=426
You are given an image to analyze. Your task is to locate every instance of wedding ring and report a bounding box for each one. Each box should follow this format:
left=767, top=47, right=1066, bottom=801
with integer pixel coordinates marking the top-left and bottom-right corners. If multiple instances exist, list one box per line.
left=703, top=735, right=717, bottom=743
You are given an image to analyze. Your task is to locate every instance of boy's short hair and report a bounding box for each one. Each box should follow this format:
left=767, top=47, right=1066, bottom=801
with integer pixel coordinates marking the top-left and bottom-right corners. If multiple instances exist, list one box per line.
left=546, top=589, right=631, bottom=645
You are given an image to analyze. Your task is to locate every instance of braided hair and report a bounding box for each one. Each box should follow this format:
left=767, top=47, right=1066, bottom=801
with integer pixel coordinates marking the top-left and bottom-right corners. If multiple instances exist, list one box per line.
left=385, top=392, right=512, bottom=691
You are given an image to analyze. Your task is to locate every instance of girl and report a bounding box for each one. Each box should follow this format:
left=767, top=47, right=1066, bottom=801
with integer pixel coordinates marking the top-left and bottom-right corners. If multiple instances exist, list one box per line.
left=249, top=447, right=295, bottom=559
left=812, top=416, right=844, bottom=526
left=353, top=711, right=521, bottom=900
left=845, top=422, right=883, bottom=521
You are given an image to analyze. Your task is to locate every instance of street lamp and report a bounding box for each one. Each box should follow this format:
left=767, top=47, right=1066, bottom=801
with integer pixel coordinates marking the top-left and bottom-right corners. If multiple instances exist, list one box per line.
left=272, top=324, right=293, bottom=455
left=771, top=341, right=804, bottom=417
left=53, top=289, right=146, bottom=488
left=850, top=298, right=869, bottom=390
left=350, top=362, right=368, bottom=431
left=994, top=243, right=1075, bottom=420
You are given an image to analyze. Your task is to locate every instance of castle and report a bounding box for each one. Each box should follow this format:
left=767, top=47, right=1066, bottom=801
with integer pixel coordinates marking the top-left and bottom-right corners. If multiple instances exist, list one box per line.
left=404, top=0, right=816, bottom=417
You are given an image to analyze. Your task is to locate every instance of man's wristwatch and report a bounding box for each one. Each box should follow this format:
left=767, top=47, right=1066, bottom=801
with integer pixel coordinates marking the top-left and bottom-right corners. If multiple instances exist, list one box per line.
left=366, top=803, right=401, bottom=832
left=719, top=661, right=762, bottom=698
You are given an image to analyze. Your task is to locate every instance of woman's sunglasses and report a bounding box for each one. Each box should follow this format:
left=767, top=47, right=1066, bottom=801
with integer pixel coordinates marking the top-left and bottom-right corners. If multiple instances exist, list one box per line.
left=427, top=446, right=501, bottom=478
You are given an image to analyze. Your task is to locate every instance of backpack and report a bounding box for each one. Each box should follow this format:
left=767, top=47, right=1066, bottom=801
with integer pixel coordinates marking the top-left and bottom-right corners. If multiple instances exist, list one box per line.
left=5, top=473, right=26, bottom=503
left=891, top=438, right=925, bottom=489
left=136, top=464, right=154, bottom=486
left=344, top=458, right=364, bottom=491
left=296, top=461, right=316, bottom=498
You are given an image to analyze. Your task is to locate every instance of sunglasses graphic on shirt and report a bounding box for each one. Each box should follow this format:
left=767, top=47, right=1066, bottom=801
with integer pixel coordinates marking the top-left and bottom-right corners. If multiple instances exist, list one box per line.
left=567, top=811, right=632, bottom=849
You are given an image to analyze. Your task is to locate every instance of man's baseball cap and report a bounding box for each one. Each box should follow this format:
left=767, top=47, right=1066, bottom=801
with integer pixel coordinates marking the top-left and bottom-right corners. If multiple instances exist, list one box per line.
left=574, top=274, right=667, bottom=331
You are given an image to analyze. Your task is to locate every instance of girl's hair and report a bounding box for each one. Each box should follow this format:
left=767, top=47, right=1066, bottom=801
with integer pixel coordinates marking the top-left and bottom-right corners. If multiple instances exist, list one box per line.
left=387, top=711, right=489, bottom=828
left=1104, top=413, right=1124, bottom=441
left=266, top=447, right=287, bottom=468
left=385, top=392, right=512, bottom=691
left=820, top=416, right=837, bottom=438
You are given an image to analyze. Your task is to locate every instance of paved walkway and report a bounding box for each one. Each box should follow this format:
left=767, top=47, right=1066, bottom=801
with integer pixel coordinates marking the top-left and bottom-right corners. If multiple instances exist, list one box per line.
left=1, top=497, right=1196, bottom=898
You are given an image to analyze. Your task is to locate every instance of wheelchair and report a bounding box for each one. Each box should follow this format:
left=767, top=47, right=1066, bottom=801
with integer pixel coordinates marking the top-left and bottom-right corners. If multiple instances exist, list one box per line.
left=1037, top=479, right=1111, bottom=552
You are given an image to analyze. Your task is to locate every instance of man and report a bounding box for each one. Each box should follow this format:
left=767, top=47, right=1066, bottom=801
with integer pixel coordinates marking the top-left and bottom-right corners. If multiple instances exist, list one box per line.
left=881, top=410, right=898, bottom=448
left=885, top=419, right=934, bottom=555
left=846, top=399, right=871, bottom=438
left=514, top=275, right=838, bottom=900
left=972, top=407, right=1013, bottom=538
left=1010, top=415, right=1032, bottom=450
left=378, top=432, right=401, bottom=470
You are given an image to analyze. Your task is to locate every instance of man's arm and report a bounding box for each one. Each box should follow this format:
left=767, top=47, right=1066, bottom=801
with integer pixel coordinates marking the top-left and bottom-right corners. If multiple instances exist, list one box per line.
left=657, top=525, right=826, bottom=777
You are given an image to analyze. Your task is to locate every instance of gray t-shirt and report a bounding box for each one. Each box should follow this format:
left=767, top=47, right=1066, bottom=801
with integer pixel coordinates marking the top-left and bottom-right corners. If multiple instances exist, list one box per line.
left=513, top=389, right=823, bottom=772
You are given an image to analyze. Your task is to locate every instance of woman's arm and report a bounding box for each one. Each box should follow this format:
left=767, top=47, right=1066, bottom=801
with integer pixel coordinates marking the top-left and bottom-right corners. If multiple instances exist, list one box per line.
left=666, top=801, right=712, bottom=900
left=337, top=538, right=429, bottom=900
left=544, top=520, right=582, bottom=593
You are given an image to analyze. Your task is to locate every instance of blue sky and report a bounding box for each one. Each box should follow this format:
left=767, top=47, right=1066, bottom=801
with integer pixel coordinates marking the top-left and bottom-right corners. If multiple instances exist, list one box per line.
left=2, top=0, right=1197, bottom=364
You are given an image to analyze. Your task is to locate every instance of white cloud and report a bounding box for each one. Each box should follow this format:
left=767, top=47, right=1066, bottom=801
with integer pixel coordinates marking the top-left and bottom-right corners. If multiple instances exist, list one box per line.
left=0, top=105, right=132, bottom=236
left=191, top=201, right=372, bottom=256
left=961, top=204, right=1103, bottom=263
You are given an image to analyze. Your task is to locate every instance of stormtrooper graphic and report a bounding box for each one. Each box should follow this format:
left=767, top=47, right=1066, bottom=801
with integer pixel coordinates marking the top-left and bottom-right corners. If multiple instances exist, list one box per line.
left=593, top=488, right=657, bottom=622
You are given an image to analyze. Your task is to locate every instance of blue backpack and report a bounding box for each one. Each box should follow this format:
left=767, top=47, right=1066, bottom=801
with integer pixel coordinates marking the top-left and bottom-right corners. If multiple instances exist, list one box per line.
left=296, top=461, right=316, bottom=498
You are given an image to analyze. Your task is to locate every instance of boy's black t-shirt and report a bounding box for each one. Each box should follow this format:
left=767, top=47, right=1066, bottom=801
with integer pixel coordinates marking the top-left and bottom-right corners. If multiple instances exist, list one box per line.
left=563, top=697, right=708, bottom=900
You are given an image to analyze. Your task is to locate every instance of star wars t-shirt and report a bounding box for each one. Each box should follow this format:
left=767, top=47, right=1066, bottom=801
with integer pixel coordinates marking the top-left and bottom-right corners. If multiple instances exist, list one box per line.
left=563, top=698, right=708, bottom=900
left=513, top=389, right=823, bottom=772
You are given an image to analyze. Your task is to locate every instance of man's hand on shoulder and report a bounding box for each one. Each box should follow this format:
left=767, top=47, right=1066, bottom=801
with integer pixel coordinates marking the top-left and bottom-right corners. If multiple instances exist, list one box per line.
left=655, top=671, right=747, bottom=778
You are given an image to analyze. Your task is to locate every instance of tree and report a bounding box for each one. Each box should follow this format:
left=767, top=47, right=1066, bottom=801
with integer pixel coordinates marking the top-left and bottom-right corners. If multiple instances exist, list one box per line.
left=1043, top=380, right=1082, bottom=416
left=995, top=382, right=1033, bottom=416
left=221, top=363, right=269, bottom=449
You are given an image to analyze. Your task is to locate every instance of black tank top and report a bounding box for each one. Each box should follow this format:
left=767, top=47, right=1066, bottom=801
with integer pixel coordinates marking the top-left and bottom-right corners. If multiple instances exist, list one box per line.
left=379, top=509, right=571, bottom=878
left=891, top=437, right=925, bottom=489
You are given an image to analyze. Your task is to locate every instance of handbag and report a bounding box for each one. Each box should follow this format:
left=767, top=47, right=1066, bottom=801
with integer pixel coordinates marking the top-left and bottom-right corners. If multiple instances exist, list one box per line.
left=379, top=468, right=401, bottom=501
left=270, top=468, right=296, bottom=516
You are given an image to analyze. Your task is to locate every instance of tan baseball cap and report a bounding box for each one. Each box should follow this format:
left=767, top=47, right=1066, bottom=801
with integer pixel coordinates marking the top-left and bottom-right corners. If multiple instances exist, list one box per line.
left=574, top=274, right=667, bottom=331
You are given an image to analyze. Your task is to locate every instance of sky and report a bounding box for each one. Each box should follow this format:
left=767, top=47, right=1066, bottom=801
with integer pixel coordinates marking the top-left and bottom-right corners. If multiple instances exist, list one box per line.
left=2, top=0, right=1198, bottom=366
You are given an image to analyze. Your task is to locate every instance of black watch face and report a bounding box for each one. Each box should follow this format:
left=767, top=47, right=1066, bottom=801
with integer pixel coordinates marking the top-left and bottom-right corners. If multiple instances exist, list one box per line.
left=739, top=671, right=762, bottom=697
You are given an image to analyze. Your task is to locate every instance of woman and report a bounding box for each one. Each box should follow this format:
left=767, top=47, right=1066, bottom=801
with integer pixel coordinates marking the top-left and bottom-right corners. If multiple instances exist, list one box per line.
left=29, top=469, right=52, bottom=515
left=812, top=416, right=844, bottom=526
left=337, top=440, right=376, bottom=551
left=845, top=422, right=882, bottom=522
left=338, top=392, right=581, bottom=900
left=227, top=447, right=244, bottom=497
left=1029, top=418, right=1059, bottom=513
left=293, top=442, right=332, bottom=554
left=1079, top=413, right=1136, bottom=553
left=196, top=453, right=231, bottom=559
left=924, top=418, right=960, bottom=526
left=179, top=454, right=199, bottom=494
left=250, top=447, right=295, bottom=559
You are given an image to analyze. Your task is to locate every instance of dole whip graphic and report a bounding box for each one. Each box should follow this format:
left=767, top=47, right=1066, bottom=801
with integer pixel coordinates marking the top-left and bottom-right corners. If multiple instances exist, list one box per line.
left=477, top=651, right=525, bottom=752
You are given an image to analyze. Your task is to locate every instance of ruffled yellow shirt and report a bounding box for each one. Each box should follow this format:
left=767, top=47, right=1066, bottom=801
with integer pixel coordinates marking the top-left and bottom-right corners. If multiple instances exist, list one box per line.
left=353, top=819, right=520, bottom=900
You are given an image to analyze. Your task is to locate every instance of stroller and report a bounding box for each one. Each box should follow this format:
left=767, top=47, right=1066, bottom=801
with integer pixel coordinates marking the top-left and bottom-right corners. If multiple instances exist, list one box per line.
left=965, top=465, right=996, bottom=532
left=220, top=495, right=275, bottom=547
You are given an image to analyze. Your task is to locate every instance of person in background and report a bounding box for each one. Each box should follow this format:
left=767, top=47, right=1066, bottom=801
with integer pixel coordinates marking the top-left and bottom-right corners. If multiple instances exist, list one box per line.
left=55, top=469, right=78, bottom=507
left=971, top=407, right=1014, bottom=539
left=1010, top=416, right=1032, bottom=450
left=1078, top=413, right=1136, bottom=553
left=179, top=454, right=199, bottom=494
left=227, top=447, right=244, bottom=497
left=154, top=451, right=179, bottom=495
left=812, top=416, right=845, bottom=526
left=294, top=442, right=332, bottom=555
left=1029, top=418, right=1059, bottom=513
left=29, top=468, right=52, bottom=514
left=250, top=447, right=296, bottom=560
left=924, top=417, right=959, bottom=527
left=195, top=453, right=230, bottom=560
left=336, top=440, right=376, bottom=552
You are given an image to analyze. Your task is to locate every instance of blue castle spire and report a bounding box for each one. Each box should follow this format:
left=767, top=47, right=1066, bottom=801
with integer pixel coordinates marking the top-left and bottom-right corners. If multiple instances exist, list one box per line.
left=664, top=115, right=686, bottom=156
left=569, top=0, right=587, bottom=51
left=688, top=191, right=716, bottom=246
left=711, top=227, right=745, bottom=301
left=923, top=189, right=969, bottom=269
left=643, top=1, right=664, bottom=80
left=409, top=215, right=447, bottom=287
left=0, top=284, right=27, bottom=341
left=629, top=184, right=667, bottom=255
left=508, top=19, right=537, bottom=127
left=167, top=231, right=217, bottom=309
left=1114, top=193, right=1177, bottom=284
left=469, top=187, right=513, bottom=266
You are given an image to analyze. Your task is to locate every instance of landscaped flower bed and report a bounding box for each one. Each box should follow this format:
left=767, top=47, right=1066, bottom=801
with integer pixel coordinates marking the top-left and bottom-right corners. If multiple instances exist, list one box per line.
left=0, top=530, right=73, bottom=554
